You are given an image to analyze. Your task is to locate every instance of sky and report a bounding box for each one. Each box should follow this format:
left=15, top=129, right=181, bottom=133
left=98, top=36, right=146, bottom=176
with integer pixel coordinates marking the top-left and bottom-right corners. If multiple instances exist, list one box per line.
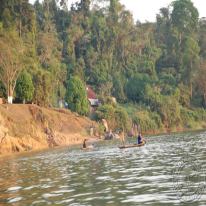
left=29, top=0, right=206, bottom=23
left=120, top=0, right=206, bottom=22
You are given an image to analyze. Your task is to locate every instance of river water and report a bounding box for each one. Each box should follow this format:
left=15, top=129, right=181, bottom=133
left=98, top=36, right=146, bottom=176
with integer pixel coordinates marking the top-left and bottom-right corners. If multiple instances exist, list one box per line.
left=0, top=131, right=205, bottom=206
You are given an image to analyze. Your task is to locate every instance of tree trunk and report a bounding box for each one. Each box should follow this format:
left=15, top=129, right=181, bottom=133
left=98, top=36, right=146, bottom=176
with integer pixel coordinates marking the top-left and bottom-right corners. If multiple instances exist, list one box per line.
left=190, top=82, right=193, bottom=98
left=19, top=16, right=22, bottom=38
left=190, top=61, right=193, bottom=98
left=7, top=83, right=13, bottom=104
left=8, top=96, right=13, bottom=104
left=203, top=93, right=206, bottom=108
left=179, top=32, right=182, bottom=45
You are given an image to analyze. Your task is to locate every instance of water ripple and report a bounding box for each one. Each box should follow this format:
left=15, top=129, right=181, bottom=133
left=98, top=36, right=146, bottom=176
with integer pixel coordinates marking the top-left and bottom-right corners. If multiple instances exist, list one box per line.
left=0, top=131, right=205, bottom=205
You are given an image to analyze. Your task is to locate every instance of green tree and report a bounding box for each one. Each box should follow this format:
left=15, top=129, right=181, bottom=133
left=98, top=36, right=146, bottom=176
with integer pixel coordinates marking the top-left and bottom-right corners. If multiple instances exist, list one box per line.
left=16, top=70, right=34, bottom=103
left=95, top=104, right=130, bottom=131
left=112, top=73, right=126, bottom=102
left=0, top=30, right=24, bottom=103
left=196, top=61, right=206, bottom=108
left=0, top=81, right=6, bottom=98
left=33, top=70, right=52, bottom=106
left=65, top=76, right=89, bottom=115
left=115, top=106, right=130, bottom=131
left=95, top=104, right=115, bottom=126
left=125, top=74, right=150, bottom=102
left=182, top=36, right=200, bottom=97
left=199, top=18, right=206, bottom=59
left=178, top=83, right=190, bottom=107
left=171, top=0, right=199, bottom=44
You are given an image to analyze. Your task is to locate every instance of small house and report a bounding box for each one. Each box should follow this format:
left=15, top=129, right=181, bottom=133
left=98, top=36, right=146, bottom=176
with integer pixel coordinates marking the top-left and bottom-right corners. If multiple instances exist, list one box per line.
left=86, top=86, right=99, bottom=111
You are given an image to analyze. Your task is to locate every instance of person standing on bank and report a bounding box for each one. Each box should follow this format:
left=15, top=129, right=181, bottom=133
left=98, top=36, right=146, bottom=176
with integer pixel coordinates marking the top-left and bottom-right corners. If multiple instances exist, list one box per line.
left=137, top=132, right=144, bottom=144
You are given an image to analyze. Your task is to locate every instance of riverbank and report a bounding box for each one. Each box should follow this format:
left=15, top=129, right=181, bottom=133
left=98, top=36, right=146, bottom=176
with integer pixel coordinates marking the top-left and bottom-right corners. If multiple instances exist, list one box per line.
left=0, top=104, right=98, bottom=156
left=0, top=104, right=205, bottom=157
left=141, top=123, right=206, bottom=136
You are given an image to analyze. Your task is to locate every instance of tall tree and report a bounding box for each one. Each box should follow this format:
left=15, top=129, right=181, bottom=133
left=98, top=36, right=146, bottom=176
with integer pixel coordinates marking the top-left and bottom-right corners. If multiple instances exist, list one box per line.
left=0, top=30, right=24, bottom=103
left=199, top=18, right=206, bottom=59
left=171, top=0, right=199, bottom=44
left=182, top=36, right=200, bottom=96
left=33, top=70, right=52, bottom=106
left=196, top=61, right=206, bottom=108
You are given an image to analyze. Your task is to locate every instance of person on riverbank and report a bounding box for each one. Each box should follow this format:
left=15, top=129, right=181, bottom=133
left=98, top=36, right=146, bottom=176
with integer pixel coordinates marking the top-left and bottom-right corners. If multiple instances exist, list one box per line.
left=83, top=139, right=87, bottom=148
left=82, top=139, right=94, bottom=149
left=137, top=132, right=143, bottom=144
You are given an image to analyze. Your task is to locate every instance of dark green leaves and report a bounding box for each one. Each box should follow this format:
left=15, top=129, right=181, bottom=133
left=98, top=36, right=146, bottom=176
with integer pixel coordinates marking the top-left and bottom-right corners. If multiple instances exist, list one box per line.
left=65, top=76, right=89, bottom=115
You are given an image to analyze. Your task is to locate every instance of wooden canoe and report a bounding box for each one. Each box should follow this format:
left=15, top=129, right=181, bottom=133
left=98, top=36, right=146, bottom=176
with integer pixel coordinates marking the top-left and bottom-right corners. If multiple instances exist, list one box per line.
left=119, top=140, right=146, bottom=149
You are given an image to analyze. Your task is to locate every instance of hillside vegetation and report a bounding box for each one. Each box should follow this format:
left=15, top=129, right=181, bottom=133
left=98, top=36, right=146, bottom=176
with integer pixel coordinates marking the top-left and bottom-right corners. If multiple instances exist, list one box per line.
left=0, top=0, right=206, bottom=133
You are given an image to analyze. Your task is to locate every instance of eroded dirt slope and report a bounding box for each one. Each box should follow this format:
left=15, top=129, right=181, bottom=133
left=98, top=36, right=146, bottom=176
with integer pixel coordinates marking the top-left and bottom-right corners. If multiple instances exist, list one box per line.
left=0, top=104, right=95, bottom=155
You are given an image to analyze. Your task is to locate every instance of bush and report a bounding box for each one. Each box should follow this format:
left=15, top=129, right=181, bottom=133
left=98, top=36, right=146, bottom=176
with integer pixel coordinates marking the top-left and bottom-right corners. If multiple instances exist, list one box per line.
left=180, top=107, right=206, bottom=128
left=16, top=70, right=34, bottom=103
left=180, top=107, right=197, bottom=122
left=195, top=108, right=206, bottom=121
left=114, top=106, right=131, bottom=131
left=112, top=73, right=126, bottom=102
left=158, top=96, right=181, bottom=128
left=178, top=83, right=190, bottom=107
left=98, top=96, right=116, bottom=106
left=159, top=72, right=177, bottom=85
left=150, top=112, right=163, bottom=129
left=125, top=73, right=150, bottom=102
left=144, top=85, right=181, bottom=128
left=0, top=81, right=6, bottom=98
left=180, top=107, right=199, bottom=128
left=95, top=104, right=115, bottom=120
left=132, top=110, right=162, bottom=132
left=65, top=76, right=89, bottom=115
left=95, top=104, right=131, bottom=131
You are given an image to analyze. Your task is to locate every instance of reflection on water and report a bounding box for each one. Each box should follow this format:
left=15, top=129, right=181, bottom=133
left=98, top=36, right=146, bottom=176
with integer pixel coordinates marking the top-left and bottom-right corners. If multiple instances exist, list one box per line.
left=0, top=131, right=205, bottom=206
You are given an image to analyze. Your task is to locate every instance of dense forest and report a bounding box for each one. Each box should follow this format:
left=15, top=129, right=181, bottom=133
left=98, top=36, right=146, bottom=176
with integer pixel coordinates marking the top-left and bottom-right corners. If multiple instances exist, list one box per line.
left=0, top=0, right=206, bottom=133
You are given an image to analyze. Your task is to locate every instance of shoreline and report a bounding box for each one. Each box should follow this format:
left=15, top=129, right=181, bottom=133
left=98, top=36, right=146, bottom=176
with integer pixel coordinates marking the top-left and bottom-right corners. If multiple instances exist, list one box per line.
left=141, top=125, right=206, bottom=136
left=0, top=136, right=101, bottom=160
left=0, top=128, right=205, bottom=159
